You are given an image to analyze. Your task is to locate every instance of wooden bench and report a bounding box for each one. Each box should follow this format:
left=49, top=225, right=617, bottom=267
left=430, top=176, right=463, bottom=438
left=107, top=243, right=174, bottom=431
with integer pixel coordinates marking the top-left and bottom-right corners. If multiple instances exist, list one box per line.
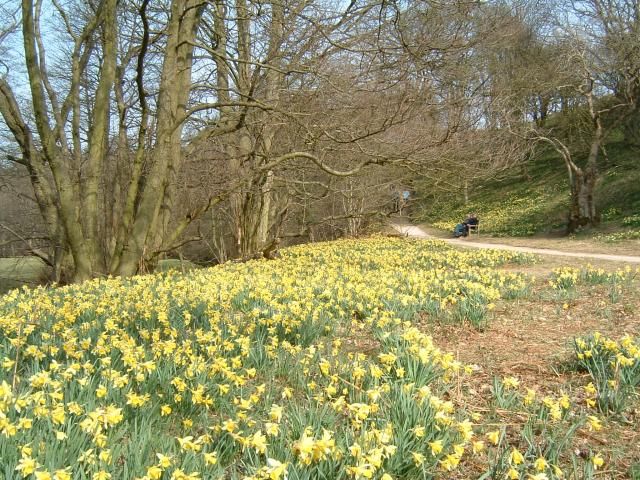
left=467, top=224, right=479, bottom=237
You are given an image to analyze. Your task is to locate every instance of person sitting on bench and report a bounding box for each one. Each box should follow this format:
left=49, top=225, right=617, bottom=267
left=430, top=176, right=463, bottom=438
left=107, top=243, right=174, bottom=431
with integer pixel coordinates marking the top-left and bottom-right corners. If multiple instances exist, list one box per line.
left=453, top=222, right=466, bottom=238
left=463, top=213, right=479, bottom=235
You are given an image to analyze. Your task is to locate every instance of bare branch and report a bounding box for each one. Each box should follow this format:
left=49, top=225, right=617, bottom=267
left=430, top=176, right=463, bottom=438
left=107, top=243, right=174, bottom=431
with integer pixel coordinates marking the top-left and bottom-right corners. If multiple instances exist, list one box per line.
left=0, top=222, right=53, bottom=267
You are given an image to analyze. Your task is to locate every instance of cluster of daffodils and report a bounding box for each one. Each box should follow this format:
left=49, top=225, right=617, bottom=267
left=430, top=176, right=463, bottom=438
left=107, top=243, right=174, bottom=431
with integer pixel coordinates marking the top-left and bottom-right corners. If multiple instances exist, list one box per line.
left=481, top=374, right=611, bottom=480
left=579, top=265, right=637, bottom=286
left=622, top=214, right=640, bottom=227
left=574, top=333, right=640, bottom=413
left=549, top=267, right=580, bottom=290
left=0, top=238, right=534, bottom=478
left=549, top=265, right=638, bottom=290
left=594, top=230, right=640, bottom=242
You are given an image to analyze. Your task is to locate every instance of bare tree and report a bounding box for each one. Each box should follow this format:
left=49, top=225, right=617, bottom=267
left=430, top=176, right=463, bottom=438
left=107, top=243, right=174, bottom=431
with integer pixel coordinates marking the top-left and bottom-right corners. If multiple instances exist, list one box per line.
left=481, top=1, right=639, bottom=232
left=0, top=0, right=501, bottom=281
left=168, top=0, right=490, bottom=260
left=1, top=0, right=216, bottom=280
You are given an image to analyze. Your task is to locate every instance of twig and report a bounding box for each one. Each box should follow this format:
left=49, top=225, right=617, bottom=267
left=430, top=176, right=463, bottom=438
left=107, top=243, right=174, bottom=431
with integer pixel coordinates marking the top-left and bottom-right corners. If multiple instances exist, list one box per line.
left=11, top=323, right=22, bottom=391
left=0, top=222, right=52, bottom=267
left=335, top=374, right=364, bottom=392
left=577, top=429, right=608, bottom=445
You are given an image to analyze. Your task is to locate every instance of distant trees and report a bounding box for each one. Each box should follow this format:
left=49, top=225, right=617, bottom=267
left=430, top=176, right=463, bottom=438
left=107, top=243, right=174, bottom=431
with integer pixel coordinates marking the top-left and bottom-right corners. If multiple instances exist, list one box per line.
left=480, top=0, right=639, bottom=232
left=532, top=0, right=639, bottom=231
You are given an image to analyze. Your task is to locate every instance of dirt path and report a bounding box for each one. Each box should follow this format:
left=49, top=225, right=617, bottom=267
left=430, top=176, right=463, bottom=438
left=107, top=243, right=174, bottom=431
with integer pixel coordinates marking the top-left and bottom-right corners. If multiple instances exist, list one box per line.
left=391, top=222, right=640, bottom=264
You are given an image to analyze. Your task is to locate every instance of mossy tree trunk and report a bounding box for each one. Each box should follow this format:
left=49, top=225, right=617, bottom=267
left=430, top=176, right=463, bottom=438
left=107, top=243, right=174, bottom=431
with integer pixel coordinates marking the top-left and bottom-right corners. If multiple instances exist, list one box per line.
left=567, top=163, right=599, bottom=232
left=115, top=0, right=203, bottom=276
left=1, top=0, right=204, bottom=282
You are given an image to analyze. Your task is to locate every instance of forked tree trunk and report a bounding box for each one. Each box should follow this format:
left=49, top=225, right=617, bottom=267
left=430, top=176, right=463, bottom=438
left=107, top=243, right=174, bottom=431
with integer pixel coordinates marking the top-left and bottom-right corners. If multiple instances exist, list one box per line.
left=567, top=166, right=598, bottom=232
left=566, top=108, right=601, bottom=233
left=542, top=79, right=605, bottom=234
left=116, top=0, right=202, bottom=276
left=20, top=0, right=105, bottom=282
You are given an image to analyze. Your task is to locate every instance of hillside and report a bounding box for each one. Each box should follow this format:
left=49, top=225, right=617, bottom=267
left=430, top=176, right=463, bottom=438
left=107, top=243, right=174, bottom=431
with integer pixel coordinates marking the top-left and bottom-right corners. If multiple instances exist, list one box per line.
left=1, top=238, right=639, bottom=478
left=414, top=140, right=640, bottom=240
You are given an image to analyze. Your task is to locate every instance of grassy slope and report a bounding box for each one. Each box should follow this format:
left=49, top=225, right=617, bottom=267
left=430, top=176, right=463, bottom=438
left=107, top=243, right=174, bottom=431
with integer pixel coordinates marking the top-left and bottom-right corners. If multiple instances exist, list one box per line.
left=414, top=140, right=640, bottom=238
left=0, top=258, right=198, bottom=294
left=0, top=257, right=47, bottom=293
left=1, top=239, right=639, bottom=477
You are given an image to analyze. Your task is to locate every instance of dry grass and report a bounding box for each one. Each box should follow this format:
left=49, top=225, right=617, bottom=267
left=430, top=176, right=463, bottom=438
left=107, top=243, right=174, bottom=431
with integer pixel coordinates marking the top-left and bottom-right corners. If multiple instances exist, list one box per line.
left=421, top=259, right=640, bottom=478
left=458, top=235, right=640, bottom=257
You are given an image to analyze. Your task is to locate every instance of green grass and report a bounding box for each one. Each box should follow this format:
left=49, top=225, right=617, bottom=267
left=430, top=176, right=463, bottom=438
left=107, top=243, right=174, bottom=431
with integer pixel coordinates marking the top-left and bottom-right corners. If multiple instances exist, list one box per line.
left=0, top=257, right=198, bottom=294
left=414, top=139, right=640, bottom=237
left=155, top=258, right=199, bottom=273
left=0, top=257, right=48, bottom=293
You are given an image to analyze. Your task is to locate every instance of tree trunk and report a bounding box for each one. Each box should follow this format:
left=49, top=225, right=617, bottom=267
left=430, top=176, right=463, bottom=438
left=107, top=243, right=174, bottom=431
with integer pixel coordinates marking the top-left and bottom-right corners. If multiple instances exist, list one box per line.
left=21, top=0, right=94, bottom=282
left=258, top=171, right=274, bottom=247
left=566, top=120, right=601, bottom=233
left=0, top=80, right=60, bottom=263
left=83, top=0, right=117, bottom=275
left=567, top=167, right=598, bottom=232
left=565, top=80, right=603, bottom=233
left=622, top=108, right=640, bottom=147
left=116, top=0, right=202, bottom=276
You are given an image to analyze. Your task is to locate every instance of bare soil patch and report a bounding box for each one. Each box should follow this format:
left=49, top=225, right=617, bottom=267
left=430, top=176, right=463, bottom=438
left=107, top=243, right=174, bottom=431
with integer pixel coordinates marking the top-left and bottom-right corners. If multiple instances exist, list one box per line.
left=423, top=264, right=640, bottom=478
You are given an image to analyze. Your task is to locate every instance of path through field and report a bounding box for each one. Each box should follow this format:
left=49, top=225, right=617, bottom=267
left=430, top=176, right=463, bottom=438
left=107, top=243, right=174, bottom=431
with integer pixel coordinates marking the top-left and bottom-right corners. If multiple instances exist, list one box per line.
left=391, top=221, right=640, bottom=263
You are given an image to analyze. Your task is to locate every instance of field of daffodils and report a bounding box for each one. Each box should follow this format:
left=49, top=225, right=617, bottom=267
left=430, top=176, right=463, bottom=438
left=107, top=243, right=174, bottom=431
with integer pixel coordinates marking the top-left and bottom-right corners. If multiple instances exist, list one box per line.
left=1, top=238, right=638, bottom=479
